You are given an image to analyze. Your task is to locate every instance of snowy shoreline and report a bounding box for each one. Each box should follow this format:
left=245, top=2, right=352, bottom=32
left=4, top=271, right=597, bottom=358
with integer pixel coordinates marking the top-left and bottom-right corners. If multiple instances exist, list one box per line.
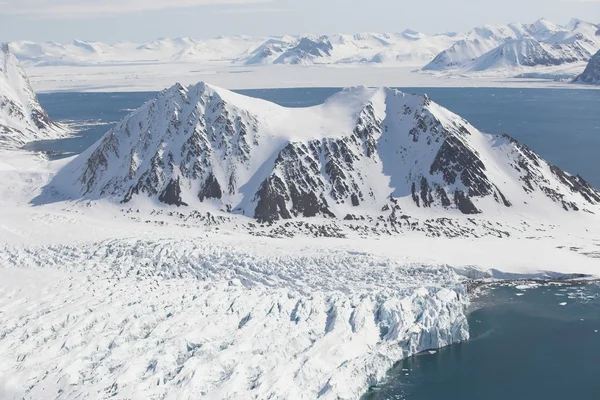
left=24, top=63, right=600, bottom=94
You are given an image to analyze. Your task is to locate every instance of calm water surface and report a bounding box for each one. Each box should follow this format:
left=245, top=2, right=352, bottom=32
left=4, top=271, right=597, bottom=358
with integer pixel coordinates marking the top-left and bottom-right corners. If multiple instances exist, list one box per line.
left=34, top=88, right=600, bottom=188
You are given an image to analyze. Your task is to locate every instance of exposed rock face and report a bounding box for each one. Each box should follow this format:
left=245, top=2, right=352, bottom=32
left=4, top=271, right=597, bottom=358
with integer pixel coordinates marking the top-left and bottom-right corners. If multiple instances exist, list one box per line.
left=198, top=173, right=222, bottom=202
left=0, top=42, right=67, bottom=148
left=49, top=82, right=600, bottom=224
left=574, top=50, right=600, bottom=84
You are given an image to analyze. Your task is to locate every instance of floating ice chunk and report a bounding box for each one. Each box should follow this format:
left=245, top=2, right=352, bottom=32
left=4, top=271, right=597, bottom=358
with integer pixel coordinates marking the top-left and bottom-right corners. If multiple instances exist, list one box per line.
left=515, top=283, right=540, bottom=290
left=559, top=302, right=567, bottom=306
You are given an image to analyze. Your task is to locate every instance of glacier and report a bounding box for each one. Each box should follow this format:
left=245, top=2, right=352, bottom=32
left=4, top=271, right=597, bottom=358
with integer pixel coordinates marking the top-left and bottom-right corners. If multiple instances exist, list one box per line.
left=0, top=238, right=469, bottom=400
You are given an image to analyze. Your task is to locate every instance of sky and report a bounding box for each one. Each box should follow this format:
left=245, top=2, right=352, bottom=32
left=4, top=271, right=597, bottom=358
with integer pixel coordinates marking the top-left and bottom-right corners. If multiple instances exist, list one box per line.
left=0, top=0, right=598, bottom=42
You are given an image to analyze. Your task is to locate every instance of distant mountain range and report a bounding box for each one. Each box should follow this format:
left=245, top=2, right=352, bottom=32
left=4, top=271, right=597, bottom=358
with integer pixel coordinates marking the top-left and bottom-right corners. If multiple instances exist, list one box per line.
left=0, top=43, right=67, bottom=148
left=7, top=31, right=459, bottom=68
left=423, top=18, right=600, bottom=73
left=8, top=18, right=600, bottom=77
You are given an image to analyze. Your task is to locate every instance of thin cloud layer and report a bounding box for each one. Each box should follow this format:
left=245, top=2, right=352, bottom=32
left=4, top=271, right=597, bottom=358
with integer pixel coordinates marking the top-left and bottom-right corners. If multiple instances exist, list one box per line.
left=0, top=0, right=272, bottom=17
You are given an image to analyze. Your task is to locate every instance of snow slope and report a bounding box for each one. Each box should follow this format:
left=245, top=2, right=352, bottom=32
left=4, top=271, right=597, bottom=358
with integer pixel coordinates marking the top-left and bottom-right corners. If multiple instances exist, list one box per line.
left=42, top=82, right=600, bottom=229
left=574, top=50, right=600, bottom=84
left=0, top=43, right=68, bottom=148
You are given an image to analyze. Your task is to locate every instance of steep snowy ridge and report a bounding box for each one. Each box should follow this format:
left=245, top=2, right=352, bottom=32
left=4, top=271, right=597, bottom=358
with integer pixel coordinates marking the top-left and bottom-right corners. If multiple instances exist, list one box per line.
left=0, top=43, right=67, bottom=148
left=42, top=82, right=600, bottom=228
left=574, top=50, right=600, bottom=84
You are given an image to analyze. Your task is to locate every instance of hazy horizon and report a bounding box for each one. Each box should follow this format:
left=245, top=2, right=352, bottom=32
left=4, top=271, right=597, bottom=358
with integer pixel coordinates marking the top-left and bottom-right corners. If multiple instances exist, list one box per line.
left=0, top=0, right=598, bottom=43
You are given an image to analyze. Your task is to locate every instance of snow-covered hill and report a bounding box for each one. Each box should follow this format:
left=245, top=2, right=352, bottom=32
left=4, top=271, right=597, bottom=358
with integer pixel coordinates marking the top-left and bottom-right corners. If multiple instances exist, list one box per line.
left=41, top=82, right=599, bottom=231
left=423, top=18, right=600, bottom=74
left=0, top=43, right=67, bottom=148
left=574, top=50, right=600, bottom=84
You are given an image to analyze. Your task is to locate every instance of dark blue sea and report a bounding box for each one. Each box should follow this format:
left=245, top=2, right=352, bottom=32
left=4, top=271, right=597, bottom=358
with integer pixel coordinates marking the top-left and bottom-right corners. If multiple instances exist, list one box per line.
left=30, top=88, right=600, bottom=399
left=33, top=87, right=600, bottom=188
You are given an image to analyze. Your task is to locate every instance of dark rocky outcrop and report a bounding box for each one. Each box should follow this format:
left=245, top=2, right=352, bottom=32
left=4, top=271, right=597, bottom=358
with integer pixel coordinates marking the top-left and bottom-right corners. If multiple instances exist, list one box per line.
left=159, top=178, right=187, bottom=206
left=574, top=50, right=600, bottom=85
left=454, top=190, right=481, bottom=214
left=198, top=173, right=222, bottom=201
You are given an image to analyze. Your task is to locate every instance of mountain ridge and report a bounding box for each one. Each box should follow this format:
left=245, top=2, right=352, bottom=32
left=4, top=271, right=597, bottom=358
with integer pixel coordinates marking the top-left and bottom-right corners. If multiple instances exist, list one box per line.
left=40, top=82, right=599, bottom=232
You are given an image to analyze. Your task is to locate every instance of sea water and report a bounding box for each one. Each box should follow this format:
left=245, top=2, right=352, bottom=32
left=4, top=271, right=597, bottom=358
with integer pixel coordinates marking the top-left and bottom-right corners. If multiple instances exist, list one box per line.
left=363, top=283, right=600, bottom=400
left=32, top=87, right=600, bottom=189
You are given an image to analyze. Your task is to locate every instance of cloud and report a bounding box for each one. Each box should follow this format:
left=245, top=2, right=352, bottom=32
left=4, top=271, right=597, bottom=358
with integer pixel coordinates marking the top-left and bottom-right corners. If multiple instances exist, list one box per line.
left=0, top=0, right=273, bottom=18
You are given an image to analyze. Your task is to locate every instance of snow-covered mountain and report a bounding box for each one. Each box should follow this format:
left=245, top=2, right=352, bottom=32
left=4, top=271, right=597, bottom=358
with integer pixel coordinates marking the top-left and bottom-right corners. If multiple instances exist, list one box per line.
left=574, top=50, right=600, bottom=84
left=238, top=32, right=460, bottom=66
left=0, top=43, right=67, bottom=148
left=423, top=18, right=600, bottom=73
left=464, top=39, right=591, bottom=72
left=273, top=36, right=334, bottom=65
left=44, top=82, right=599, bottom=229
left=423, top=23, right=533, bottom=70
